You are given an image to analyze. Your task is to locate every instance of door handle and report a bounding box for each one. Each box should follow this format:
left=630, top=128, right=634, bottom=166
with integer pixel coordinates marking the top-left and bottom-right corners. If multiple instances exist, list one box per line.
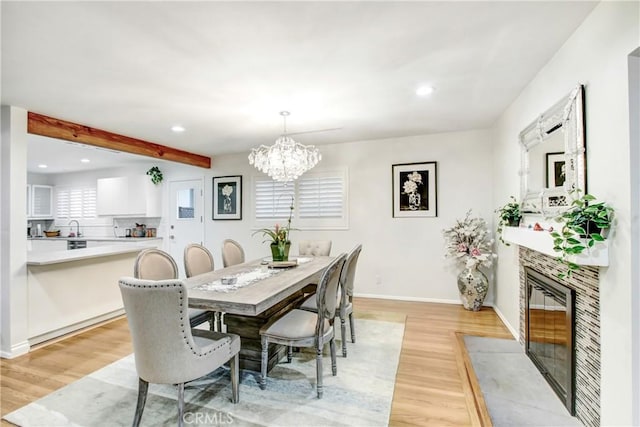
left=169, top=235, right=175, bottom=240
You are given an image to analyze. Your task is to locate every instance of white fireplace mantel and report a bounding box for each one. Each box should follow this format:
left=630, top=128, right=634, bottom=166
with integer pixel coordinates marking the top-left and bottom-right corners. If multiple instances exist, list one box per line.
left=502, top=226, right=609, bottom=267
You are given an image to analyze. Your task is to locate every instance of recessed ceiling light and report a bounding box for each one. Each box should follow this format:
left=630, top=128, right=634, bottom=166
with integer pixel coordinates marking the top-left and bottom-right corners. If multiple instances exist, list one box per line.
left=80, top=158, right=90, bottom=163
left=171, top=125, right=185, bottom=133
left=416, top=86, right=434, bottom=96
left=38, top=164, right=48, bottom=169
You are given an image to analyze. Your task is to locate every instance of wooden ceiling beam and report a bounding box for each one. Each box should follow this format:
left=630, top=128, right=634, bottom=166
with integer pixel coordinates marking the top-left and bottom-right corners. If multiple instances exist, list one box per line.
left=27, top=112, right=211, bottom=169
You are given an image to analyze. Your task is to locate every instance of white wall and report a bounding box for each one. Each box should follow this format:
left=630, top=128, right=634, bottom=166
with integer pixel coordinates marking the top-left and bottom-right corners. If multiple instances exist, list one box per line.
left=491, top=2, right=639, bottom=424
left=205, top=129, right=494, bottom=303
left=0, top=106, right=30, bottom=357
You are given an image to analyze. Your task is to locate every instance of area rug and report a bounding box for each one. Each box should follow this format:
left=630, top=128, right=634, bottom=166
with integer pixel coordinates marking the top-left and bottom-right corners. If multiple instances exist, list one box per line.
left=4, top=317, right=405, bottom=427
left=463, top=335, right=581, bottom=426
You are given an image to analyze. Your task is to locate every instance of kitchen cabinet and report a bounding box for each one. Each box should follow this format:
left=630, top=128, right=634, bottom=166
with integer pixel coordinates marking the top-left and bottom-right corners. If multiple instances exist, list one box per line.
left=97, top=176, right=161, bottom=217
left=28, top=185, right=54, bottom=218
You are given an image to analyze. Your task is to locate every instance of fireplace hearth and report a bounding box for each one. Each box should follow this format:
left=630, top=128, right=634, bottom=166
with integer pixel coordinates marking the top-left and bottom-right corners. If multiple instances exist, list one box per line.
left=525, top=267, right=575, bottom=414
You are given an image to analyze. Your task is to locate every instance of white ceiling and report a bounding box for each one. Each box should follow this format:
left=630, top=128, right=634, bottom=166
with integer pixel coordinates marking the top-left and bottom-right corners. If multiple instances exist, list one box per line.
left=2, top=1, right=597, bottom=173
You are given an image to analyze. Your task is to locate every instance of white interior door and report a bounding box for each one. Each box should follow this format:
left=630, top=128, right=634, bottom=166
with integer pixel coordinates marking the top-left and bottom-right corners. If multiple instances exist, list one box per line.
left=168, top=179, right=204, bottom=278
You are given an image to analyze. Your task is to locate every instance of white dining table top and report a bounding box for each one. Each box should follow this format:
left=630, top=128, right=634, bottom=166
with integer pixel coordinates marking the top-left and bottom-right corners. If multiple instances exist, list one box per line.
left=185, top=256, right=333, bottom=316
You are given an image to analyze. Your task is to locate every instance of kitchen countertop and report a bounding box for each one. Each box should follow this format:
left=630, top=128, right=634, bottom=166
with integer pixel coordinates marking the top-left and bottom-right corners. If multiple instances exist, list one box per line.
left=27, top=243, right=159, bottom=266
left=28, top=236, right=162, bottom=241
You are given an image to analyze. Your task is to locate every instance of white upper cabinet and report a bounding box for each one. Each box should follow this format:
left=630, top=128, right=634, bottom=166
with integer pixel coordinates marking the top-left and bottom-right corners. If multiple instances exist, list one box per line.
left=29, top=185, right=54, bottom=218
left=97, top=176, right=162, bottom=217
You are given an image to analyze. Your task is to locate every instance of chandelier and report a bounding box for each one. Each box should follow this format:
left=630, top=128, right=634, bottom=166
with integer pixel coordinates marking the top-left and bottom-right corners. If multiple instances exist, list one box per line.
left=248, top=111, right=322, bottom=183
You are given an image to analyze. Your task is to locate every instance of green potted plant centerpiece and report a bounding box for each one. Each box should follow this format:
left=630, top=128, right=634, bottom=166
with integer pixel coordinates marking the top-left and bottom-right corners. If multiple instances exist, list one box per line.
left=495, top=196, right=522, bottom=245
left=253, top=197, right=295, bottom=262
left=551, top=190, right=614, bottom=278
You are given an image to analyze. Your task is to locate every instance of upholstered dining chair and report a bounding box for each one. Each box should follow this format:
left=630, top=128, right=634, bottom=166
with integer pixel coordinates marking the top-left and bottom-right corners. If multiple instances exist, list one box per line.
left=221, top=239, right=245, bottom=268
left=119, top=277, right=240, bottom=427
left=299, top=244, right=362, bottom=357
left=184, top=243, right=222, bottom=331
left=259, top=253, right=347, bottom=399
left=134, top=248, right=215, bottom=330
left=298, top=240, right=332, bottom=256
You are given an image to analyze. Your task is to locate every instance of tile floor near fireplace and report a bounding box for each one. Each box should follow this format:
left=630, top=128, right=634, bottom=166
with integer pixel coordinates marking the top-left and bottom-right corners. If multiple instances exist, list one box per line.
left=465, top=335, right=582, bottom=427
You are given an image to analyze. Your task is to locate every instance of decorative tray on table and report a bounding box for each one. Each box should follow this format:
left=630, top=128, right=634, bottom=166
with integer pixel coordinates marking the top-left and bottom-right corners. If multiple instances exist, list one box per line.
left=268, top=260, right=298, bottom=268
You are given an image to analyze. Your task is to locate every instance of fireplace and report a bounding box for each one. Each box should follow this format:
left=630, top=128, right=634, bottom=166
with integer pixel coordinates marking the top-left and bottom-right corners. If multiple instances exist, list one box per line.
left=525, top=267, right=575, bottom=414
left=519, top=247, right=600, bottom=427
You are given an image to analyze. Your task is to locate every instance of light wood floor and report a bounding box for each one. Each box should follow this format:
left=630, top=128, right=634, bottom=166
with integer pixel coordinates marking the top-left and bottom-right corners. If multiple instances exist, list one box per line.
left=0, top=298, right=512, bottom=426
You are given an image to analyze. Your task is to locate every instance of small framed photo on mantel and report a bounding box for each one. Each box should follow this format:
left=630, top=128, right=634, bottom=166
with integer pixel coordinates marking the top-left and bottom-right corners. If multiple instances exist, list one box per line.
left=392, top=162, right=438, bottom=218
left=213, top=176, right=242, bottom=220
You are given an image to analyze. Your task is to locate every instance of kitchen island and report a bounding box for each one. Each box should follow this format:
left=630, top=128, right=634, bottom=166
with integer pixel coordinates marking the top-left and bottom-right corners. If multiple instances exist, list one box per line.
left=26, top=241, right=161, bottom=345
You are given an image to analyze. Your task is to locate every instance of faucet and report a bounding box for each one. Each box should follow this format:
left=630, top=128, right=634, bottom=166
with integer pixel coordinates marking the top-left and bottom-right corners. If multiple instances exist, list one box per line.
left=68, top=220, right=80, bottom=237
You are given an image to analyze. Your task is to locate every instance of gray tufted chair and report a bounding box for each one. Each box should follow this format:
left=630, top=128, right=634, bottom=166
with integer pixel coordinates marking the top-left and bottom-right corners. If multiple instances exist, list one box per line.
left=298, top=240, right=332, bottom=257
left=119, top=278, right=240, bottom=427
left=299, top=244, right=362, bottom=357
left=259, top=253, right=347, bottom=399
left=221, top=239, right=245, bottom=268
left=184, top=244, right=222, bottom=331
left=134, top=248, right=215, bottom=330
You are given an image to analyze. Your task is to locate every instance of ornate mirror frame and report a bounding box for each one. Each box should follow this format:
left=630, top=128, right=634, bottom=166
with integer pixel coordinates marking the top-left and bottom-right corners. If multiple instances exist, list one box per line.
left=519, top=85, right=586, bottom=216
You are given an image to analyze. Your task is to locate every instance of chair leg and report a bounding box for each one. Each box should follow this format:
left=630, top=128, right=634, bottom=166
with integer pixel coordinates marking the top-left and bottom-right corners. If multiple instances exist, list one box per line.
left=133, top=378, right=148, bottom=427
left=230, top=353, right=239, bottom=404
left=340, top=315, right=347, bottom=357
left=210, top=312, right=217, bottom=331
left=330, top=337, right=337, bottom=376
left=316, top=344, right=324, bottom=399
left=177, top=382, right=185, bottom=427
left=260, top=335, right=268, bottom=390
left=287, top=346, right=293, bottom=363
left=217, top=312, right=224, bottom=332
left=349, top=312, right=356, bottom=343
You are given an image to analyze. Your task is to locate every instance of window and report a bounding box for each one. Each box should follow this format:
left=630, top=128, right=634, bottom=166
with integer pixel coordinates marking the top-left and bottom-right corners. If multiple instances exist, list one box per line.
left=55, top=186, right=97, bottom=219
left=253, top=168, right=348, bottom=230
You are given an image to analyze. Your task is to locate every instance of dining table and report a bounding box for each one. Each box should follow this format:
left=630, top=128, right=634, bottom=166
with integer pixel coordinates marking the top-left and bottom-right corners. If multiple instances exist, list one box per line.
left=185, top=255, right=334, bottom=372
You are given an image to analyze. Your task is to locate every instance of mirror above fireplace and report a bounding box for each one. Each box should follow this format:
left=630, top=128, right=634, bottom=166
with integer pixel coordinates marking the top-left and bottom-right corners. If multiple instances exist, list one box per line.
left=519, top=85, right=586, bottom=216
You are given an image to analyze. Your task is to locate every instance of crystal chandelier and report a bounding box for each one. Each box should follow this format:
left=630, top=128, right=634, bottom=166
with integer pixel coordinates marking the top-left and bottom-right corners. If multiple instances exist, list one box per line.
left=248, top=111, right=322, bottom=183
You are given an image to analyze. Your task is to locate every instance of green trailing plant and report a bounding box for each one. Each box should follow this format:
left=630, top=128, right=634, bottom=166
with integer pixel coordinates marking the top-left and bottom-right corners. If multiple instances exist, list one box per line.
left=495, top=196, right=522, bottom=246
left=550, top=191, right=613, bottom=279
left=146, top=166, right=163, bottom=184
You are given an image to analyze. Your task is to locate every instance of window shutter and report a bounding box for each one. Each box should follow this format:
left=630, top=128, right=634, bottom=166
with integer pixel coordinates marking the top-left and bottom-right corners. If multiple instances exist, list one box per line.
left=298, top=175, right=343, bottom=218
left=55, top=186, right=97, bottom=219
left=254, top=180, right=294, bottom=221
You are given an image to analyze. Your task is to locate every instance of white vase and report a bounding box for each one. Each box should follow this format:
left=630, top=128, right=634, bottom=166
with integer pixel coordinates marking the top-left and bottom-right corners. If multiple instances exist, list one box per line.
left=457, top=267, right=488, bottom=311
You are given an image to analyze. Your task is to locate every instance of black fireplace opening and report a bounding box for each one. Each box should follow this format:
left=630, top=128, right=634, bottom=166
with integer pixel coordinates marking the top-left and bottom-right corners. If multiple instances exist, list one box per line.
left=525, top=267, right=576, bottom=415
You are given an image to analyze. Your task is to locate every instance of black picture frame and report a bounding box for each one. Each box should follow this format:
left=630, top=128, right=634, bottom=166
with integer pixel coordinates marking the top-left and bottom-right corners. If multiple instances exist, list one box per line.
left=213, top=176, right=242, bottom=220
left=392, top=162, right=438, bottom=218
left=545, top=152, right=566, bottom=188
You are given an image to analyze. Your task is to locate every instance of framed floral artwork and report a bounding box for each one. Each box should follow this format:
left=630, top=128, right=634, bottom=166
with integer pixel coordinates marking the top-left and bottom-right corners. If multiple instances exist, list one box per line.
left=213, top=176, right=242, bottom=220
left=392, top=162, right=438, bottom=218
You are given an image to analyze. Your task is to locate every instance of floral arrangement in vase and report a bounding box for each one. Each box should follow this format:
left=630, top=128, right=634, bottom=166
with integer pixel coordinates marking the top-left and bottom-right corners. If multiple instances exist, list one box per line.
left=402, top=171, right=423, bottom=210
left=253, top=197, right=295, bottom=261
left=443, top=210, right=496, bottom=311
left=442, top=210, right=496, bottom=269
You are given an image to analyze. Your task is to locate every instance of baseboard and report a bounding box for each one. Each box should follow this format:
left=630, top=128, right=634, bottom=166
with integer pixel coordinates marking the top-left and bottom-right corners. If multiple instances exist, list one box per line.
left=354, top=293, right=461, bottom=305
left=28, top=309, right=126, bottom=347
left=0, top=340, right=31, bottom=359
left=486, top=303, right=519, bottom=341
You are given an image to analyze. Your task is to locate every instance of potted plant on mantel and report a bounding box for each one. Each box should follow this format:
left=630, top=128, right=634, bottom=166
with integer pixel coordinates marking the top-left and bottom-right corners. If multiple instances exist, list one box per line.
left=551, top=190, right=614, bottom=279
left=495, top=196, right=522, bottom=246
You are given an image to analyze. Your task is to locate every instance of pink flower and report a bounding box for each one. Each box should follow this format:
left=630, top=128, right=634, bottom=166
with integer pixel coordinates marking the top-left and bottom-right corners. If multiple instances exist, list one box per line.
left=457, top=243, right=468, bottom=253
left=470, top=248, right=481, bottom=257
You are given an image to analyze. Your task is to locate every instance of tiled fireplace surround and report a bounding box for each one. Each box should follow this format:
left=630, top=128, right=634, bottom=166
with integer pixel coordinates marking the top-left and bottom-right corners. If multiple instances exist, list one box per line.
left=518, top=247, right=600, bottom=427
